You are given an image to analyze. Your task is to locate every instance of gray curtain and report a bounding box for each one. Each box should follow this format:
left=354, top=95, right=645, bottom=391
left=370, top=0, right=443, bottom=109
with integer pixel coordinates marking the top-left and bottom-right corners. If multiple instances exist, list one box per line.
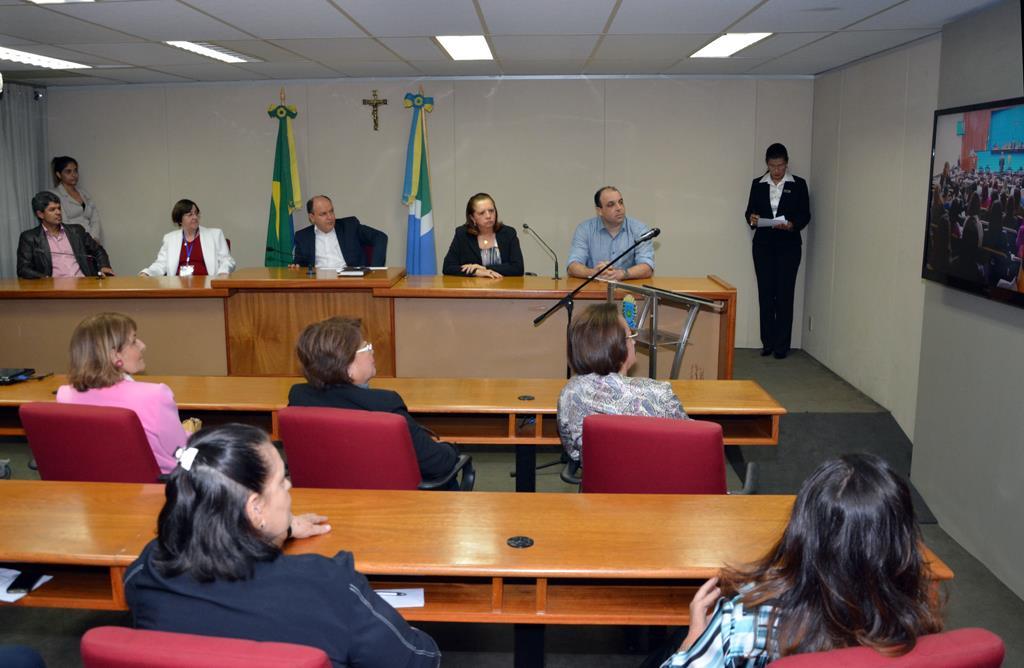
left=0, top=82, right=48, bottom=279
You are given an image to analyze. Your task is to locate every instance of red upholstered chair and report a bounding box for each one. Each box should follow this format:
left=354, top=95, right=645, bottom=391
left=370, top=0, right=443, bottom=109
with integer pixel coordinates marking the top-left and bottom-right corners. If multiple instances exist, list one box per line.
left=19, top=402, right=161, bottom=483
left=770, top=628, right=1005, bottom=667
left=278, top=406, right=474, bottom=490
left=81, top=626, right=331, bottom=668
left=579, top=415, right=726, bottom=494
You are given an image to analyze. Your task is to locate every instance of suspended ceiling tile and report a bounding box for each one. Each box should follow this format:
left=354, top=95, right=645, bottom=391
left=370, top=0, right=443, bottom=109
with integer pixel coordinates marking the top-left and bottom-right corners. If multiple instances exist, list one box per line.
left=0, top=5, right=144, bottom=44
left=851, top=0, right=1002, bottom=30
left=91, top=67, right=194, bottom=83
left=237, top=61, right=345, bottom=79
left=156, top=63, right=266, bottom=81
left=336, top=0, right=482, bottom=37
left=270, top=38, right=397, bottom=63
left=206, top=40, right=308, bottom=63
left=48, top=0, right=250, bottom=41
left=187, top=0, right=364, bottom=39
left=58, top=42, right=214, bottom=66
left=749, top=28, right=936, bottom=75
left=490, top=35, right=599, bottom=61
left=479, top=0, right=615, bottom=35
left=378, top=37, right=447, bottom=61
left=610, top=0, right=761, bottom=34
left=731, top=0, right=899, bottom=33
left=335, top=61, right=421, bottom=77
left=735, top=32, right=830, bottom=59
left=596, top=34, right=713, bottom=61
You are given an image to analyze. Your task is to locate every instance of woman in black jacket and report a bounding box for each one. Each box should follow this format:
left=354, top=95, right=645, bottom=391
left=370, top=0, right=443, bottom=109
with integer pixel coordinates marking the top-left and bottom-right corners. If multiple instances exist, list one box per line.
left=442, top=192, right=524, bottom=277
left=744, top=143, right=810, bottom=359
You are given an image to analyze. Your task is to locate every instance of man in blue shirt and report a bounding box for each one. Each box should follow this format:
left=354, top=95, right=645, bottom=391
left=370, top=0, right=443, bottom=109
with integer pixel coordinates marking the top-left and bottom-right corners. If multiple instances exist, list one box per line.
left=566, top=186, right=655, bottom=280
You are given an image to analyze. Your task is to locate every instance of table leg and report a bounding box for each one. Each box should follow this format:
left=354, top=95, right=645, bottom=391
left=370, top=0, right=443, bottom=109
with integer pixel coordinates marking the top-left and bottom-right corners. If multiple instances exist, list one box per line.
left=514, top=624, right=545, bottom=667
left=515, top=445, right=537, bottom=493
left=725, top=445, right=758, bottom=494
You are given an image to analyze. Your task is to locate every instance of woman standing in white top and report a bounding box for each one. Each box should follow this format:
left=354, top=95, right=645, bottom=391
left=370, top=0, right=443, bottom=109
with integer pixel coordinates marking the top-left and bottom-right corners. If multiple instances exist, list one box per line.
left=140, top=199, right=236, bottom=277
left=49, top=156, right=103, bottom=244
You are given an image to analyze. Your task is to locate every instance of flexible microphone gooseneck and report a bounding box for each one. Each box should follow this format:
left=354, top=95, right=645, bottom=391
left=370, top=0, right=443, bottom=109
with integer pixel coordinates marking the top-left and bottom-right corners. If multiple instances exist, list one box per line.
left=522, top=223, right=560, bottom=279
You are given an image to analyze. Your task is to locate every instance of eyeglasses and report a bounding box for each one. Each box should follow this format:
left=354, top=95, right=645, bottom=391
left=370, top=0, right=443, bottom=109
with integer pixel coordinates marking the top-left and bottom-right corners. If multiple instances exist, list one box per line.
left=356, top=342, right=373, bottom=354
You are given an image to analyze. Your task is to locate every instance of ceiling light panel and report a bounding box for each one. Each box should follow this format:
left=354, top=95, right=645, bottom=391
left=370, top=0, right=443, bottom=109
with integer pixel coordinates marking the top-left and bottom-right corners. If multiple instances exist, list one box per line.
left=437, top=35, right=493, bottom=61
left=691, top=33, right=772, bottom=58
left=0, top=45, right=90, bottom=69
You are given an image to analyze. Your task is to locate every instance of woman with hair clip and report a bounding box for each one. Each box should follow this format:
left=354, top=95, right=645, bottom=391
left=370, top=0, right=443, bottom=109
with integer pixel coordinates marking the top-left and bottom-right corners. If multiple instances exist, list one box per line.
left=656, top=453, right=943, bottom=667
left=125, top=423, right=441, bottom=668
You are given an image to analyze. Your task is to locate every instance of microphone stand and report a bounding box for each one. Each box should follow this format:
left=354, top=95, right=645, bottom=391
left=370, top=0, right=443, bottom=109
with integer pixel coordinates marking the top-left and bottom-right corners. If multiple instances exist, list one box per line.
left=522, top=224, right=559, bottom=279
left=534, top=234, right=652, bottom=379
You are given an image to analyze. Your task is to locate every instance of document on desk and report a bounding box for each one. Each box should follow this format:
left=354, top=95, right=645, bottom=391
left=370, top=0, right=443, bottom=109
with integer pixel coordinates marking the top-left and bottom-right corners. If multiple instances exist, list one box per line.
left=0, top=568, right=52, bottom=603
left=757, top=215, right=787, bottom=228
left=376, top=588, right=425, bottom=609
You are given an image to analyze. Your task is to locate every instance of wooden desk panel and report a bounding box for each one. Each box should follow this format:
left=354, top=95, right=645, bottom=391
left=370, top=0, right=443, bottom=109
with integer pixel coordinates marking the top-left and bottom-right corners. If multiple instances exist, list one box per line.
left=383, top=275, right=737, bottom=380
left=0, top=482, right=953, bottom=623
left=214, top=268, right=404, bottom=377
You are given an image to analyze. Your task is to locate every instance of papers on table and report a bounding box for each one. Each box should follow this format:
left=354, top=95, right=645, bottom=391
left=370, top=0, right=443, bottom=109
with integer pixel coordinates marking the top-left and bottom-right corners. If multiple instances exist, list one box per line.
left=376, top=588, right=425, bottom=609
left=0, top=568, right=52, bottom=603
left=757, top=215, right=788, bottom=228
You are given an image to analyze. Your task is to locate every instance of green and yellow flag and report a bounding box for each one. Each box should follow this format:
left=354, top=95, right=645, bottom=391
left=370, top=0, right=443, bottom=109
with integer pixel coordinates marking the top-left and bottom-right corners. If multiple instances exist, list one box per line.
left=265, top=103, right=302, bottom=267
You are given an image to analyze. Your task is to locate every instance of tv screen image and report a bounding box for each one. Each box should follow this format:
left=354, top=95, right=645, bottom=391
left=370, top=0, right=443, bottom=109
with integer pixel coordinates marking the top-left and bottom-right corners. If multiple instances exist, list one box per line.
left=923, top=95, right=1024, bottom=310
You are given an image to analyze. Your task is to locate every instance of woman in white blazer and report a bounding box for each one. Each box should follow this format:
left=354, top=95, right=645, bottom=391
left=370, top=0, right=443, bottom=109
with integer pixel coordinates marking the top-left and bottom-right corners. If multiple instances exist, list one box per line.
left=49, top=156, right=103, bottom=244
left=140, top=199, right=236, bottom=277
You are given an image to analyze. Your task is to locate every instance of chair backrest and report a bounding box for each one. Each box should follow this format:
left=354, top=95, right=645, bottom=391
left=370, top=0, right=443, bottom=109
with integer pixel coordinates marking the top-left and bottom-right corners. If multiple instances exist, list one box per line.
left=19, top=402, right=161, bottom=483
left=770, top=628, right=1005, bottom=667
left=362, top=225, right=387, bottom=266
left=581, top=415, right=726, bottom=494
left=81, top=626, right=331, bottom=668
left=278, top=406, right=421, bottom=490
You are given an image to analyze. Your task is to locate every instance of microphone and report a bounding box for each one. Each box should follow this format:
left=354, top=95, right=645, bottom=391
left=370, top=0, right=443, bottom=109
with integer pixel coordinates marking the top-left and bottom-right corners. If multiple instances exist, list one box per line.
left=522, top=223, right=560, bottom=279
left=638, top=227, right=661, bottom=242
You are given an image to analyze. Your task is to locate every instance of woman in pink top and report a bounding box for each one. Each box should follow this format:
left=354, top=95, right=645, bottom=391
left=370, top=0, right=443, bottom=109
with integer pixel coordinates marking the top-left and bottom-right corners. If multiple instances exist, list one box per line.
left=56, top=313, right=186, bottom=473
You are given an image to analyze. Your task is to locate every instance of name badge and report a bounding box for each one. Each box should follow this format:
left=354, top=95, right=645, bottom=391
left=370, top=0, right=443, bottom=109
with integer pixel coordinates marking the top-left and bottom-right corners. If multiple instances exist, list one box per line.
left=179, top=264, right=195, bottom=277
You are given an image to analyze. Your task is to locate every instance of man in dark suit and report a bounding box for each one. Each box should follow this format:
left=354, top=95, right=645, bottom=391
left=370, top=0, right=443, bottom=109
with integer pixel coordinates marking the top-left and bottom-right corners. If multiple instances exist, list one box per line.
left=744, top=143, right=810, bottom=359
left=291, top=195, right=387, bottom=269
left=16, top=191, right=114, bottom=279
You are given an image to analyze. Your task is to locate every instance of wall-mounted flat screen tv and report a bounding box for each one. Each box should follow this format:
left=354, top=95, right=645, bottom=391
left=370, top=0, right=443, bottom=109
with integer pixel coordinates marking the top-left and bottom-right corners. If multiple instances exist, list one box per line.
left=923, top=96, right=1024, bottom=309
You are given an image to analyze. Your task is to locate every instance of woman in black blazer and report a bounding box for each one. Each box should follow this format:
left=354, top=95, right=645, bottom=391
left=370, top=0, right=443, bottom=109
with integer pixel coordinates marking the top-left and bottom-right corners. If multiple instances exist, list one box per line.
left=744, top=143, right=811, bottom=359
left=442, top=193, right=524, bottom=277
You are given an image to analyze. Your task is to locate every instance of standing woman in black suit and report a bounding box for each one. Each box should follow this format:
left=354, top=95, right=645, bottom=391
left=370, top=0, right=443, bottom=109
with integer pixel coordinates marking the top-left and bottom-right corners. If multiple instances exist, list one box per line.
left=745, top=143, right=810, bottom=359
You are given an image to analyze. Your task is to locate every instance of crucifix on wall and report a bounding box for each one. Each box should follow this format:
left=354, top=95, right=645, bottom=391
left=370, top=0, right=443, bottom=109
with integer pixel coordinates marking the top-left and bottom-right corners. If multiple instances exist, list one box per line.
left=362, top=89, right=387, bottom=131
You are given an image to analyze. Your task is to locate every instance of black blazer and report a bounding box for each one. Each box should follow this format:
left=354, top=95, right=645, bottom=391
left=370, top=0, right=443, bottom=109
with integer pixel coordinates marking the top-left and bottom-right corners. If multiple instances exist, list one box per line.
left=292, top=217, right=388, bottom=268
left=288, top=382, right=458, bottom=481
left=744, top=175, right=811, bottom=248
left=442, top=224, right=524, bottom=276
left=16, top=223, right=111, bottom=279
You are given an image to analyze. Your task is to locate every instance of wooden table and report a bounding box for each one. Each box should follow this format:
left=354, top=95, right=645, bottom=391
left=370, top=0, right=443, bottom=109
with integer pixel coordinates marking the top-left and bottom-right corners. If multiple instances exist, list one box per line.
left=0, top=482, right=953, bottom=664
left=0, top=483, right=958, bottom=663
left=0, top=270, right=735, bottom=380
left=0, top=375, right=785, bottom=492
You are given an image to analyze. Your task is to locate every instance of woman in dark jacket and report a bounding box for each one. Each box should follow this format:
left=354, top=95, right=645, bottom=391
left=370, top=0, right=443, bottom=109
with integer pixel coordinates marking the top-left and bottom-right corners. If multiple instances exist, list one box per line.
left=287, top=317, right=460, bottom=482
left=442, top=192, right=524, bottom=277
left=125, top=423, right=440, bottom=668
